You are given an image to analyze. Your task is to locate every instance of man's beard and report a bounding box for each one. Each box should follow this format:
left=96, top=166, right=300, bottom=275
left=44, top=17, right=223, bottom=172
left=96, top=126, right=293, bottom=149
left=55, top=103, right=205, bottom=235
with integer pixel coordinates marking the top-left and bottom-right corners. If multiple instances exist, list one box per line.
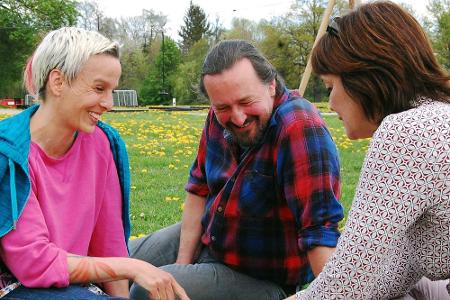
left=227, top=117, right=268, bottom=148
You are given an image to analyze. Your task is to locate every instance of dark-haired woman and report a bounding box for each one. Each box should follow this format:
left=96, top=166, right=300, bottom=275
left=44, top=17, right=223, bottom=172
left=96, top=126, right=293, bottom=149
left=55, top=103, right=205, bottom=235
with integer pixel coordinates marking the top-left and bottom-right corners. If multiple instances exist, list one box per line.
left=288, top=1, right=450, bottom=299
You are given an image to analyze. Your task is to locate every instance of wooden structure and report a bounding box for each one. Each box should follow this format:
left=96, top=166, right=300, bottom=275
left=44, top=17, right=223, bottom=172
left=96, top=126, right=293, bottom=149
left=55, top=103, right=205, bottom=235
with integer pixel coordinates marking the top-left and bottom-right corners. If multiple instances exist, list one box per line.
left=298, top=0, right=361, bottom=96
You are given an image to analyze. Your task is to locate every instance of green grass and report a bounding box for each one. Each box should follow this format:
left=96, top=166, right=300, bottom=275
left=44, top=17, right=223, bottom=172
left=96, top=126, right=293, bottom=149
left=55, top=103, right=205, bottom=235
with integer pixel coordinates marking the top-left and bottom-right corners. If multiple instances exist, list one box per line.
left=312, top=102, right=332, bottom=113
left=102, top=111, right=370, bottom=235
left=322, top=115, right=370, bottom=225
left=0, top=110, right=369, bottom=236
left=103, top=111, right=205, bottom=234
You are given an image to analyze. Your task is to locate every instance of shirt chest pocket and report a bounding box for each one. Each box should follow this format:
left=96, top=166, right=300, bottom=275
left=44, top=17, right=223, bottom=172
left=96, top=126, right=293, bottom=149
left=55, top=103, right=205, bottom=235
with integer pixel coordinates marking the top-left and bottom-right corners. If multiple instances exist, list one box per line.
left=238, top=170, right=276, bottom=216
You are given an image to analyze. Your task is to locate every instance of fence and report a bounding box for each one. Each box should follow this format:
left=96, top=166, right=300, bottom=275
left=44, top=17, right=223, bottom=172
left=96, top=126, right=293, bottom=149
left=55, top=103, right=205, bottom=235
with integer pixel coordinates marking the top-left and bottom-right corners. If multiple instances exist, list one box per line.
left=24, top=94, right=35, bottom=107
left=24, top=90, right=138, bottom=107
left=113, top=90, right=138, bottom=107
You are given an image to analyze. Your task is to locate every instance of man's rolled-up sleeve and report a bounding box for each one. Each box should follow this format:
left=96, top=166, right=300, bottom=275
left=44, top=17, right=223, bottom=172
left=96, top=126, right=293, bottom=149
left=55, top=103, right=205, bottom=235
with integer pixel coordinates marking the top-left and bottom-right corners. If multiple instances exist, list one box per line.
left=185, top=112, right=211, bottom=198
left=278, top=116, right=344, bottom=252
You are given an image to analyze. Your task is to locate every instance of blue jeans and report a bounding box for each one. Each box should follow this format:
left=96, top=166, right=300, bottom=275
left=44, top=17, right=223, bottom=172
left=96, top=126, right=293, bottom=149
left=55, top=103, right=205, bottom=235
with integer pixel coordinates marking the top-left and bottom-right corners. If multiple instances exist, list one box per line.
left=3, top=285, right=127, bottom=300
left=129, top=222, right=288, bottom=300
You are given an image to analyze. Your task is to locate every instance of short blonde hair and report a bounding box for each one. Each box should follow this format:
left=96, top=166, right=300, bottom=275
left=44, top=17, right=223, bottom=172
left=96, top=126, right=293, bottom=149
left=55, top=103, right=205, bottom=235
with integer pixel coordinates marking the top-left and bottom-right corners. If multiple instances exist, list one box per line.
left=24, top=27, right=119, bottom=99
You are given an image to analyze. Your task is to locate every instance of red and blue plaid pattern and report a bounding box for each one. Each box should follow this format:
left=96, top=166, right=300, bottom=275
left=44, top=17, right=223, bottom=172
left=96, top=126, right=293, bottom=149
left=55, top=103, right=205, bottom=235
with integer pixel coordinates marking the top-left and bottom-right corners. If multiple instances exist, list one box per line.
left=186, top=88, right=343, bottom=287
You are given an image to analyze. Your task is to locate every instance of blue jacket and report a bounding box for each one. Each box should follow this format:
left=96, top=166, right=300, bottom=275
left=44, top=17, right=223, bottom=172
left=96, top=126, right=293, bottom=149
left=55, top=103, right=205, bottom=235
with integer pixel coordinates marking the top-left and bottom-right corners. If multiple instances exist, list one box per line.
left=0, top=105, right=131, bottom=246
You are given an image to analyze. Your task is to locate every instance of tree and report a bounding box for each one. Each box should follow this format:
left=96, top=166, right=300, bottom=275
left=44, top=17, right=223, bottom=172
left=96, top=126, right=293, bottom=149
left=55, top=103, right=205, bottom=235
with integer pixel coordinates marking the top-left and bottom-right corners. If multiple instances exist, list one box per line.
left=172, top=38, right=210, bottom=104
left=140, top=36, right=182, bottom=105
left=209, top=16, right=226, bottom=45
left=178, top=1, right=210, bottom=54
left=257, top=0, right=351, bottom=101
left=76, top=0, right=102, bottom=31
left=0, top=0, right=78, bottom=97
left=116, top=10, right=167, bottom=53
left=223, top=18, right=261, bottom=42
left=77, top=1, right=122, bottom=41
left=99, top=16, right=120, bottom=40
left=119, top=48, right=151, bottom=92
left=258, top=18, right=302, bottom=88
left=284, top=0, right=327, bottom=101
left=426, top=0, right=450, bottom=70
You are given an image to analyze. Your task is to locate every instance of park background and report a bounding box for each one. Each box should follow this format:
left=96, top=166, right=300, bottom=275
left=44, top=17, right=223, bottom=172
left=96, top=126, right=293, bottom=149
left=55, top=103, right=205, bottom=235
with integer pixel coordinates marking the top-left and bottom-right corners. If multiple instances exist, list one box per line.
left=1, top=0, right=448, bottom=105
left=1, top=0, right=448, bottom=235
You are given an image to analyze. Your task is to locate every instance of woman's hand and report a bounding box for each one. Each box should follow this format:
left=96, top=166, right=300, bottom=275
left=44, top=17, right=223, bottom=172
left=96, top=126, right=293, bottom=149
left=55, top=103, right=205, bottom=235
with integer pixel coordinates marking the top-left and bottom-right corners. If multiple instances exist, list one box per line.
left=67, top=255, right=189, bottom=300
left=132, top=259, right=189, bottom=300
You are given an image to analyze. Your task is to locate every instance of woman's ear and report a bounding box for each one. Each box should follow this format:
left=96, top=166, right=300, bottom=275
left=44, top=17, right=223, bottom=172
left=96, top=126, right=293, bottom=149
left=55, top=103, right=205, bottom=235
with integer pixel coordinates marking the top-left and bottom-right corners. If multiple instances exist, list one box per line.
left=46, top=69, right=65, bottom=97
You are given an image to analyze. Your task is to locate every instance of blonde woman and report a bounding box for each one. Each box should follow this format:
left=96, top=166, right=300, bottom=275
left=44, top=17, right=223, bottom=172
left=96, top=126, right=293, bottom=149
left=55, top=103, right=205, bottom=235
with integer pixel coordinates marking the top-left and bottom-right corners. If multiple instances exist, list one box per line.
left=0, top=27, right=188, bottom=300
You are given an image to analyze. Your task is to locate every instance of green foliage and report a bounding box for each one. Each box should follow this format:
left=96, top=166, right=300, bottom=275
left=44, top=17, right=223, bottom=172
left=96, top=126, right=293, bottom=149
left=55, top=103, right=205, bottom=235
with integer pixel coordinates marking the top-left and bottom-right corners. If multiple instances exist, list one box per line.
left=256, top=0, right=329, bottom=100
left=0, top=0, right=78, bottom=97
left=120, top=49, right=151, bottom=92
left=178, top=1, right=210, bottom=54
left=172, top=38, right=210, bottom=104
left=223, top=18, right=260, bottom=42
left=140, top=37, right=182, bottom=105
left=3, top=0, right=447, bottom=105
left=426, top=0, right=450, bottom=70
left=258, top=18, right=306, bottom=91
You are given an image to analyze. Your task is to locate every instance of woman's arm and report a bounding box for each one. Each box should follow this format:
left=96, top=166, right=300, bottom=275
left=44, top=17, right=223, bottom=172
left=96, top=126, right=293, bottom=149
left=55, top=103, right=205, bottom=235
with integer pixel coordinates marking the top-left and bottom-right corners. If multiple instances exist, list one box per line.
left=67, top=254, right=189, bottom=300
left=102, top=280, right=129, bottom=298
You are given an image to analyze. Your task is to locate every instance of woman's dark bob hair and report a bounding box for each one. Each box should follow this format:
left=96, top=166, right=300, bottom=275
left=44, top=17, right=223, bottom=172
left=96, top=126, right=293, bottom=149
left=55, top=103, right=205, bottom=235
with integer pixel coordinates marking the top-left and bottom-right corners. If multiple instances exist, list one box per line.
left=311, top=1, right=450, bottom=123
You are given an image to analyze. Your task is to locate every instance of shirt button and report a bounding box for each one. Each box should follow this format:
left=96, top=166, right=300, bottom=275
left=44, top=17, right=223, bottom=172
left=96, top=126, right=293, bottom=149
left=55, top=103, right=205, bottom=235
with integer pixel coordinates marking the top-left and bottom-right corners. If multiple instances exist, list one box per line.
left=211, top=235, right=216, bottom=241
left=217, top=206, right=223, bottom=213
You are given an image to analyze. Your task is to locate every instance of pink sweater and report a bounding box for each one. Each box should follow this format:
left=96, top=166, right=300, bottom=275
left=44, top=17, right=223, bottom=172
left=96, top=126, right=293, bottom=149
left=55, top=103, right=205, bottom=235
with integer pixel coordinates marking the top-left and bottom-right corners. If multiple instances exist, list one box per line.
left=0, top=127, right=128, bottom=288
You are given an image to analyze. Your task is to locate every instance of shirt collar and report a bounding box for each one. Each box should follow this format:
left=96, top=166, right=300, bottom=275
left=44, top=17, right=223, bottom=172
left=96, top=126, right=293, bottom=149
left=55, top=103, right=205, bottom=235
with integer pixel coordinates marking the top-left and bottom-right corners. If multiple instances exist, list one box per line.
left=268, top=87, right=299, bottom=128
left=411, top=96, right=435, bottom=108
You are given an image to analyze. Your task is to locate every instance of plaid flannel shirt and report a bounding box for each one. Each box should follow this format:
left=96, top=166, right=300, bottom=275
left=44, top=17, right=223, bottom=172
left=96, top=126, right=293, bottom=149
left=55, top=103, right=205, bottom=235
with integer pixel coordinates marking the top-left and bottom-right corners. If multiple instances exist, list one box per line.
left=185, top=88, right=343, bottom=287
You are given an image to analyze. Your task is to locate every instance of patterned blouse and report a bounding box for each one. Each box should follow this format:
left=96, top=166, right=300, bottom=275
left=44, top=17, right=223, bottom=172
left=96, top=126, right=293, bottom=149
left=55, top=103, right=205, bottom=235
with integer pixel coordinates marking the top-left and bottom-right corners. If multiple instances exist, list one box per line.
left=296, top=99, right=450, bottom=299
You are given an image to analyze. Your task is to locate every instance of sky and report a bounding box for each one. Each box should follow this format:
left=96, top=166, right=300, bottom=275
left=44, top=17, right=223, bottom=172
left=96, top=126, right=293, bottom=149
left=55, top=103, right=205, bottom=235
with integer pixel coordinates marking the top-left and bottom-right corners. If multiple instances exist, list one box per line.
left=96, top=0, right=431, bottom=40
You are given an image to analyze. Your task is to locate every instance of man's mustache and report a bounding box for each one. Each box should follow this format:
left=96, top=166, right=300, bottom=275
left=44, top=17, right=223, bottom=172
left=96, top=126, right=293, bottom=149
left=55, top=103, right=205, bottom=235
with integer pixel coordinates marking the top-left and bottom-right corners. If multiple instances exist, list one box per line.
left=226, top=117, right=256, bottom=130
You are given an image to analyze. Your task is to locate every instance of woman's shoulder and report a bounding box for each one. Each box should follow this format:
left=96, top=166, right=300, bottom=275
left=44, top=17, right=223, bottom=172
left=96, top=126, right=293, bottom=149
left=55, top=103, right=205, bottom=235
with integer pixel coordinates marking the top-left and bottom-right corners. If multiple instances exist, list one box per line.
left=370, top=100, right=450, bottom=165
left=379, top=100, right=450, bottom=136
left=81, top=123, right=127, bottom=165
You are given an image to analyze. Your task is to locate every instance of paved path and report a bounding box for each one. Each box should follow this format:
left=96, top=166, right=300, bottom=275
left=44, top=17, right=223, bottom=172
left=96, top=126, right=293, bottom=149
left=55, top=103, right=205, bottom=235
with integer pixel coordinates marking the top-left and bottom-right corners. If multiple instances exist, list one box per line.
left=0, top=109, right=336, bottom=117
left=0, top=109, right=22, bottom=115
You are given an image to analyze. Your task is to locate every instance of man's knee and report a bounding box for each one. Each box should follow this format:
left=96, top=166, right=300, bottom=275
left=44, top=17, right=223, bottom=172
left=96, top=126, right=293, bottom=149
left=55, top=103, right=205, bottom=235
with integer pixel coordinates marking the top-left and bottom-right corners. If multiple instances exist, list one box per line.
left=129, top=263, right=210, bottom=300
left=129, top=222, right=181, bottom=266
left=159, top=263, right=286, bottom=300
left=130, top=283, right=150, bottom=300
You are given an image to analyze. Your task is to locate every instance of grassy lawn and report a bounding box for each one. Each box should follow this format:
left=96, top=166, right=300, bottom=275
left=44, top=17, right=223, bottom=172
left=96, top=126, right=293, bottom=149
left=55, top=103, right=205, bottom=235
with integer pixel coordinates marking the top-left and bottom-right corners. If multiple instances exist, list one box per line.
left=0, top=109, right=370, bottom=236
left=102, top=110, right=370, bottom=236
left=321, top=115, right=370, bottom=225
left=103, top=110, right=206, bottom=235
